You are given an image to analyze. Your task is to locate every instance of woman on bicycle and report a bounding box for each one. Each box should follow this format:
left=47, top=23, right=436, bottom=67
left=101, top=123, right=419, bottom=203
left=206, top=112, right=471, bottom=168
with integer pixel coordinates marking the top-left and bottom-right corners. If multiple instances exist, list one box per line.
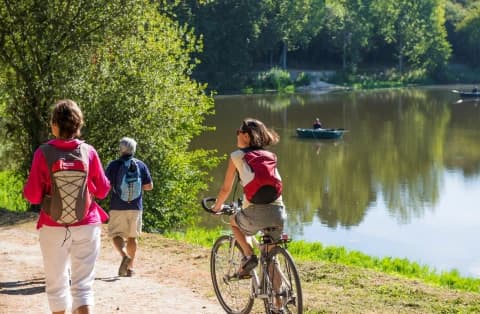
left=213, top=118, right=286, bottom=277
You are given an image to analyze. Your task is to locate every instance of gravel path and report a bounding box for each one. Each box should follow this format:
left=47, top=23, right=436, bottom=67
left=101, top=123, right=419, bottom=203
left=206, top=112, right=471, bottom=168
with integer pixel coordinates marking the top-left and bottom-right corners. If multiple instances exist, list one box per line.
left=0, top=221, right=223, bottom=314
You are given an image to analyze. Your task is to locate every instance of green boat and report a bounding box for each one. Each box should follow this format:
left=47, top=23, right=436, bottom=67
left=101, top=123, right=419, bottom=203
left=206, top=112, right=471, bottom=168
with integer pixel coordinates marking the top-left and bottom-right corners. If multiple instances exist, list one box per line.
left=296, top=128, right=346, bottom=139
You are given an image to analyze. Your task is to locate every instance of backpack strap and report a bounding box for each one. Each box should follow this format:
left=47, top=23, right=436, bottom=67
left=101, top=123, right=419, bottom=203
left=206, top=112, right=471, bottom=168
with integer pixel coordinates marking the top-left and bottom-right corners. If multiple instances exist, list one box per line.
left=114, top=156, right=138, bottom=195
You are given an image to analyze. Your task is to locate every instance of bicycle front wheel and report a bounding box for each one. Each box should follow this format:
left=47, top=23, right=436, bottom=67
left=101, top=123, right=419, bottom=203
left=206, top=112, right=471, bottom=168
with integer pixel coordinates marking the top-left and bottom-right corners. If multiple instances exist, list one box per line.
left=210, top=235, right=254, bottom=314
left=265, top=246, right=303, bottom=314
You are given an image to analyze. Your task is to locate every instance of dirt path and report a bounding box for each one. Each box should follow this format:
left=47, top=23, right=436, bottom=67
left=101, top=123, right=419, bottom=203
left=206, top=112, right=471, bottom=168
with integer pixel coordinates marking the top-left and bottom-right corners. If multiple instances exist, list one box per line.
left=0, top=213, right=223, bottom=314
left=3, top=211, right=480, bottom=313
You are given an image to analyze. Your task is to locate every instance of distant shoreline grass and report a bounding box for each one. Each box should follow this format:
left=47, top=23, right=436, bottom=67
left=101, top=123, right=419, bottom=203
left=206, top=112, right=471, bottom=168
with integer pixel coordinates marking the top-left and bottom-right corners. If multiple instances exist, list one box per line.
left=165, top=227, right=480, bottom=293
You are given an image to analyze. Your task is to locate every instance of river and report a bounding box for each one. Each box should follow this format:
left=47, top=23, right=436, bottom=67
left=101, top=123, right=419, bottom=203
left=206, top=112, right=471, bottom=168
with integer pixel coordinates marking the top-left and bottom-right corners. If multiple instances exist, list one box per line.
left=192, top=86, right=480, bottom=277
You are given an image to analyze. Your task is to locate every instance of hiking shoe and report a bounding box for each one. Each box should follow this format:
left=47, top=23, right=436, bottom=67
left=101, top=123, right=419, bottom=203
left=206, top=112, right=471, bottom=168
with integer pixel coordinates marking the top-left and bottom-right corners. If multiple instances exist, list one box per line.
left=118, top=256, right=131, bottom=277
left=235, top=255, right=258, bottom=278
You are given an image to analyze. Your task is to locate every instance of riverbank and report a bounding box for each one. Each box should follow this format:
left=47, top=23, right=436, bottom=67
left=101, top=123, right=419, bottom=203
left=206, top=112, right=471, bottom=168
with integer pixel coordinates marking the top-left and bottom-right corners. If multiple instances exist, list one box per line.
left=1, top=209, right=480, bottom=313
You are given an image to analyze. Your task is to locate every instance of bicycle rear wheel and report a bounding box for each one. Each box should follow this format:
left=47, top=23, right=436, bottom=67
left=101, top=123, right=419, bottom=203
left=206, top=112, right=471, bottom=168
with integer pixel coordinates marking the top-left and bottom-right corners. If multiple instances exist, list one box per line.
left=210, top=235, right=254, bottom=314
left=264, top=246, right=303, bottom=314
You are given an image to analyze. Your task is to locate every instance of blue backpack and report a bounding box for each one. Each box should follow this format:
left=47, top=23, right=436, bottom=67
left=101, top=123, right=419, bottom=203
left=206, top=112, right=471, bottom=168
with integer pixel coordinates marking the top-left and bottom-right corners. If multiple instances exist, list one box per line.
left=116, top=158, right=142, bottom=203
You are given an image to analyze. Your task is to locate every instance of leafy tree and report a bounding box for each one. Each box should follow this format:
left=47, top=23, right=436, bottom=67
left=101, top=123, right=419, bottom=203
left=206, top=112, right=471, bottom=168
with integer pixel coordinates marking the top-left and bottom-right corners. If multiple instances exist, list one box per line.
left=371, top=0, right=451, bottom=74
left=444, top=0, right=468, bottom=61
left=258, top=0, right=325, bottom=69
left=0, top=0, right=134, bottom=173
left=171, top=0, right=263, bottom=92
left=0, top=1, right=217, bottom=229
left=74, top=7, right=218, bottom=230
left=456, top=4, right=480, bottom=66
left=323, top=0, right=374, bottom=72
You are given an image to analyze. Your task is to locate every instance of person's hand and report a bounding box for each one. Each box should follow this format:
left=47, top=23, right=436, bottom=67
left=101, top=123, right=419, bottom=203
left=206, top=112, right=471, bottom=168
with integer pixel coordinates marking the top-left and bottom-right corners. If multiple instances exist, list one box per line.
left=211, top=203, right=221, bottom=213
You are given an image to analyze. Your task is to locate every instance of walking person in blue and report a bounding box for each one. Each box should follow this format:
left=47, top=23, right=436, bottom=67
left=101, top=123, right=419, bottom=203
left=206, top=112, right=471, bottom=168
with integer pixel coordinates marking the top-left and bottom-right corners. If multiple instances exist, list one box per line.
left=105, top=137, right=153, bottom=277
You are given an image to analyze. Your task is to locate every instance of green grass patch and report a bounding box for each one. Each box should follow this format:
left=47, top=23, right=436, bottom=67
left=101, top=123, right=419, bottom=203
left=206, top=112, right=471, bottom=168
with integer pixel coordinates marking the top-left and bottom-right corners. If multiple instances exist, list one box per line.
left=166, top=227, right=480, bottom=293
left=288, top=240, right=480, bottom=292
left=331, top=68, right=431, bottom=90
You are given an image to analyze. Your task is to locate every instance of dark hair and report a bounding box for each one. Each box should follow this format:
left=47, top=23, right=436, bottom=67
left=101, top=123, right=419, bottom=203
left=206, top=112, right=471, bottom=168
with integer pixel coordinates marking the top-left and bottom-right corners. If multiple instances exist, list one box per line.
left=240, top=118, right=279, bottom=148
left=51, top=99, right=84, bottom=139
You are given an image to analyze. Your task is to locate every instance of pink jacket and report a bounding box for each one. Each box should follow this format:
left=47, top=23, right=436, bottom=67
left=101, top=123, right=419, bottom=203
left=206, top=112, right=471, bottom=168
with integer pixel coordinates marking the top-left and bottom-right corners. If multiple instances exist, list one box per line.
left=23, top=139, right=111, bottom=229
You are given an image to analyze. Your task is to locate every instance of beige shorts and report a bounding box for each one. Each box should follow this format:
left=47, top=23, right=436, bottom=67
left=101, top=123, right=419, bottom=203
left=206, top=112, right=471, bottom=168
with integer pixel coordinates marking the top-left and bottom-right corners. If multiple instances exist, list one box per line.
left=108, top=210, right=142, bottom=238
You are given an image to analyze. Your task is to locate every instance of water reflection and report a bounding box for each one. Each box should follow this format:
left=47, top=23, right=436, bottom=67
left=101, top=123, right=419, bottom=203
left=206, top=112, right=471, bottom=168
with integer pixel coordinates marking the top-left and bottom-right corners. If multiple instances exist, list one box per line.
left=194, top=87, right=480, bottom=276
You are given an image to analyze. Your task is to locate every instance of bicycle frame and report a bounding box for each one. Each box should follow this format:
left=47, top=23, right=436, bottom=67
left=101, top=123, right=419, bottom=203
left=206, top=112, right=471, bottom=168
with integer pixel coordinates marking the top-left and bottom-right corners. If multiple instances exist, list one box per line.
left=230, top=232, right=288, bottom=300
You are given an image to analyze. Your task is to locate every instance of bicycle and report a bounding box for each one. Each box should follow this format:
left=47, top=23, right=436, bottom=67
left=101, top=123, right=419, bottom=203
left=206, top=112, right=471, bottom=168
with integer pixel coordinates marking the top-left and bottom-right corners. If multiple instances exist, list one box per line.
left=202, top=197, right=303, bottom=314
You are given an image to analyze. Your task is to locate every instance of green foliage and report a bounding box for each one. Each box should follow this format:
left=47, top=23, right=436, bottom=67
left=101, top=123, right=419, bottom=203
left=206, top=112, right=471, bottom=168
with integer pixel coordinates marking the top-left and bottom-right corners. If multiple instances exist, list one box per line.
left=0, top=0, right=137, bottom=175
left=370, top=0, right=451, bottom=75
left=324, top=0, right=374, bottom=72
left=171, top=0, right=263, bottom=92
left=70, top=4, right=218, bottom=231
left=0, top=171, right=28, bottom=211
left=0, top=1, right=219, bottom=230
left=165, top=226, right=228, bottom=246
left=456, top=5, right=480, bottom=66
left=330, top=68, right=430, bottom=89
left=440, top=63, right=480, bottom=83
left=294, top=72, right=312, bottom=86
left=258, top=0, right=326, bottom=68
left=246, top=67, right=298, bottom=93
left=258, top=67, right=292, bottom=90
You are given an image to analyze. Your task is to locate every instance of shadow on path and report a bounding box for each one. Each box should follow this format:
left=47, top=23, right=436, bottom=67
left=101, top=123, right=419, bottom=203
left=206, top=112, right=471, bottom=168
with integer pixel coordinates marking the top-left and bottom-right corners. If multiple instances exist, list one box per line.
left=0, top=277, right=45, bottom=295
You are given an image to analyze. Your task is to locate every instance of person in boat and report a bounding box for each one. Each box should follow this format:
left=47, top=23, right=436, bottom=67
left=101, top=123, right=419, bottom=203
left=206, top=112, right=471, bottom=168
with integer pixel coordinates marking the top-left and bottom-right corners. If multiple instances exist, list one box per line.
left=472, top=87, right=478, bottom=93
left=313, top=118, right=322, bottom=129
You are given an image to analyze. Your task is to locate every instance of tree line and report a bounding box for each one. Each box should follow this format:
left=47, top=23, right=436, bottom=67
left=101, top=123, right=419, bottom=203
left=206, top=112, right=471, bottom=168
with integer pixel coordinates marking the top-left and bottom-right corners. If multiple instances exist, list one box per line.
left=0, top=1, right=217, bottom=230
left=1, top=0, right=478, bottom=230
left=171, top=0, right=480, bottom=92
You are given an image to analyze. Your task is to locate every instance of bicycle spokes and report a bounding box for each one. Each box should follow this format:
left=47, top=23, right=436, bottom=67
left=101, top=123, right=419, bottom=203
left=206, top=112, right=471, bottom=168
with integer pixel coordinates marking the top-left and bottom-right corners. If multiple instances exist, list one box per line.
left=210, top=235, right=254, bottom=314
left=265, top=247, right=303, bottom=314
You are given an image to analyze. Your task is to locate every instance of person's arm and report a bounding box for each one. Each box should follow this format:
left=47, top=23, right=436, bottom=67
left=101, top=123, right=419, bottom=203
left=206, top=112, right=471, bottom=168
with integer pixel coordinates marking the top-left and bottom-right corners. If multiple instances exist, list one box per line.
left=213, top=157, right=237, bottom=212
left=143, top=182, right=153, bottom=191
left=141, top=162, right=153, bottom=191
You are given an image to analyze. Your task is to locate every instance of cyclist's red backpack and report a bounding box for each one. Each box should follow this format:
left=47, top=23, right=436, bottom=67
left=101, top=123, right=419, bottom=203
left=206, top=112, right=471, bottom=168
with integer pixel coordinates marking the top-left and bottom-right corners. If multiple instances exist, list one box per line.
left=40, top=143, right=92, bottom=225
left=242, top=148, right=282, bottom=204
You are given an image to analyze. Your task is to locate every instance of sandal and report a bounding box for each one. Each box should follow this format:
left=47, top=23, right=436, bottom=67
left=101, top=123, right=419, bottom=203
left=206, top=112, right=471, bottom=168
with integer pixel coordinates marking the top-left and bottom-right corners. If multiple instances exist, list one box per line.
left=118, top=255, right=132, bottom=277
left=235, top=255, right=258, bottom=278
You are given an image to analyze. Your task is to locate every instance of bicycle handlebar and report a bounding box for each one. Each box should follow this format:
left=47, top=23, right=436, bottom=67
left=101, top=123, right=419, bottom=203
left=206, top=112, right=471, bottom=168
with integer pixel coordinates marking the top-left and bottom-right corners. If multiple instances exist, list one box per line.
left=201, top=197, right=237, bottom=216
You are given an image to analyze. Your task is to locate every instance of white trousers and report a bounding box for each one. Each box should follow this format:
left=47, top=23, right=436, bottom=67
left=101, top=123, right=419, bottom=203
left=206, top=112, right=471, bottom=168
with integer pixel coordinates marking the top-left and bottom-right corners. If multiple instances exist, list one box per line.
left=39, top=224, right=101, bottom=312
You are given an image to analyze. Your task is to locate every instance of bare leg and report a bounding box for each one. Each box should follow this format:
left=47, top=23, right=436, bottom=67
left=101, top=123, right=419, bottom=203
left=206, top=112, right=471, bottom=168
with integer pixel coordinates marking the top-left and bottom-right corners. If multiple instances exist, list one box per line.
left=126, top=237, right=137, bottom=269
left=269, top=260, right=283, bottom=309
left=230, top=216, right=253, bottom=256
left=112, top=236, right=128, bottom=258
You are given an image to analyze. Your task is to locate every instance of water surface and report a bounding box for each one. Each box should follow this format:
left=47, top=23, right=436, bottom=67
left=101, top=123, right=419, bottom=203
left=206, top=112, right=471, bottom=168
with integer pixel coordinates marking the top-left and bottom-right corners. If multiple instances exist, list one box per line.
left=192, top=86, right=480, bottom=277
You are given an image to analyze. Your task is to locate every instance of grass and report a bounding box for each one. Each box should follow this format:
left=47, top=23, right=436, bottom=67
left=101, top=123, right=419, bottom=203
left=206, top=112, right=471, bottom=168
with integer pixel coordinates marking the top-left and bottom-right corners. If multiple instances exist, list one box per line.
left=165, top=227, right=480, bottom=293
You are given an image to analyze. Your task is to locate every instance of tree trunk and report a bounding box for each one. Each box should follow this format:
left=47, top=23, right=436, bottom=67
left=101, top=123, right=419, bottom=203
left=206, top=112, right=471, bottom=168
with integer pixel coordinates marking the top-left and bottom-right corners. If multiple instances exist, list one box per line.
left=280, top=41, right=287, bottom=69
left=398, top=39, right=404, bottom=74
